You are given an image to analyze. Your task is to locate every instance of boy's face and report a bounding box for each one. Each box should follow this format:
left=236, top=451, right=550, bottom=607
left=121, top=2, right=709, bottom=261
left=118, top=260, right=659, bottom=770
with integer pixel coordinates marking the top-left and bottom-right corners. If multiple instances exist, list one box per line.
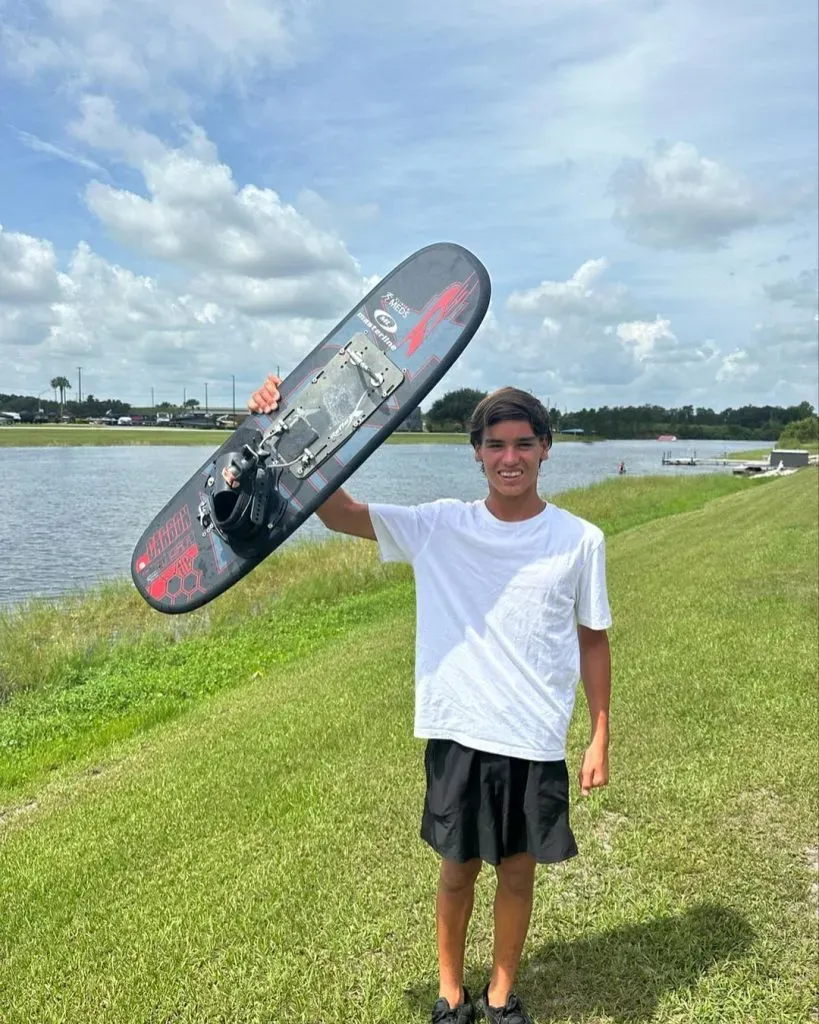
left=475, top=419, right=549, bottom=498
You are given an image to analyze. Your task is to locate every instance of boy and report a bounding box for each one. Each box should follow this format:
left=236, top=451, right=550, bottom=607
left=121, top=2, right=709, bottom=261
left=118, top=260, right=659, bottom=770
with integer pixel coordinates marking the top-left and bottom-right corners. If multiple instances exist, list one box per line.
left=248, top=376, right=612, bottom=1024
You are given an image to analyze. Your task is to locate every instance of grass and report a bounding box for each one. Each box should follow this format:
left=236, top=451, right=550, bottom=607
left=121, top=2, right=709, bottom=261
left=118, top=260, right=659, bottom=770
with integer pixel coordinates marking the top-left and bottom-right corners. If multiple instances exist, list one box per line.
left=0, top=426, right=590, bottom=447
left=726, top=442, right=819, bottom=460
left=0, top=471, right=816, bottom=1022
left=725, top=447, right=771, bottom=460
left=0, top=473, right=757, bottom=794
left=0, top=425, right=234, bottom=446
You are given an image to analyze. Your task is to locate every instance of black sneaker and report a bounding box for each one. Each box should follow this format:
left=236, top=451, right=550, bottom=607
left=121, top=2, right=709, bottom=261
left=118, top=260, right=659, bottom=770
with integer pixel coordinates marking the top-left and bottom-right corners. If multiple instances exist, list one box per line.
left=480, top=985, right=534, bottom=1024
left=431, top=987, right=476, bottom=1023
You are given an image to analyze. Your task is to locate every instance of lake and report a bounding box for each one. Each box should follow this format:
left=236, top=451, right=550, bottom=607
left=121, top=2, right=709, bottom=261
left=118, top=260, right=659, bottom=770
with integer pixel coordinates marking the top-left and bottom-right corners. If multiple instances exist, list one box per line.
left=0, top=439, right=766, bottom=606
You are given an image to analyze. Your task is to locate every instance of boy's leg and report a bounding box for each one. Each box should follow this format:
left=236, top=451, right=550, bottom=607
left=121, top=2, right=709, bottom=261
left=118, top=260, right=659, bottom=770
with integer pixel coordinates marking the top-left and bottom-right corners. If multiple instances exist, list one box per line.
left=436, top=857, right=482, bottom=1007
left=486, top=852, right=536, bottom=1007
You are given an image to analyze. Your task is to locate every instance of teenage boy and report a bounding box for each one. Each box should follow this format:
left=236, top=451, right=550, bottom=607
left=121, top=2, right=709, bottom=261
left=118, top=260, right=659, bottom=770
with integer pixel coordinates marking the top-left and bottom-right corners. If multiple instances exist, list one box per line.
left=248, top=376, right=612, bottom=1024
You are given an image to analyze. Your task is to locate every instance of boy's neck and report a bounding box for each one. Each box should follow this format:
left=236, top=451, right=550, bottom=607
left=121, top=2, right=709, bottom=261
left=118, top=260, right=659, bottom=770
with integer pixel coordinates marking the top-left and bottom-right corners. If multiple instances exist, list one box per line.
left=484, top=490, right=547, bottom=523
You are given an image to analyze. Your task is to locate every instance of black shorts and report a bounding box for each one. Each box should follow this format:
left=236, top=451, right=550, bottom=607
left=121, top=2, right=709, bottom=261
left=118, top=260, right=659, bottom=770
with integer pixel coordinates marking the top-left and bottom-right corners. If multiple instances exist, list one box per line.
left=421, top=738, right=578, bottom=866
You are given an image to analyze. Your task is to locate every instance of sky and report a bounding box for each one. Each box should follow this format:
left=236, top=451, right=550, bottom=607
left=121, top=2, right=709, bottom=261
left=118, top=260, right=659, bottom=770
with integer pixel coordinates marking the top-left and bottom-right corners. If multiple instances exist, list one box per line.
left=0, top=0, right=817, bottom=414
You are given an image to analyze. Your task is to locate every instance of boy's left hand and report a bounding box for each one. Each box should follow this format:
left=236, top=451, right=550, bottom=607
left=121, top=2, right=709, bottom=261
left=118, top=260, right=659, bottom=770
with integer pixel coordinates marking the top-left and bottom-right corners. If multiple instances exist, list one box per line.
left=579, top=739, right=609, bottom=796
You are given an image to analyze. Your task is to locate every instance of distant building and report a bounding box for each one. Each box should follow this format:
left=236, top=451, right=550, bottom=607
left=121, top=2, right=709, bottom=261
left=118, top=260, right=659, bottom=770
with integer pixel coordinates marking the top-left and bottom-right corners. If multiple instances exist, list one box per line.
left=769, top=449, right=810, bottom=468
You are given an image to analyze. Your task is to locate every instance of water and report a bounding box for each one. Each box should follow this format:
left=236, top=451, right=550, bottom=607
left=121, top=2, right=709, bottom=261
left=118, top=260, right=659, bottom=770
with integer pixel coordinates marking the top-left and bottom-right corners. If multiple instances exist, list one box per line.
left=0, top=439, right=766, bottom=606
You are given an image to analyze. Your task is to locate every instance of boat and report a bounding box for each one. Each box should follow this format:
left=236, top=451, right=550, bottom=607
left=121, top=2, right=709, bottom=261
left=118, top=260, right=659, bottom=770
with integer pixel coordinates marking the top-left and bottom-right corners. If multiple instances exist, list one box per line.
left=657, top=434, right=677, bottom=442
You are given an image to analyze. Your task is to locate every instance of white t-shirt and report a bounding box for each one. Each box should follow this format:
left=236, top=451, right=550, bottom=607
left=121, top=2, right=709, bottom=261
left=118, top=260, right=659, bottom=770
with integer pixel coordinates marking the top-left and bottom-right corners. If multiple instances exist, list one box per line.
left=368, top=498, right=612, bottom=761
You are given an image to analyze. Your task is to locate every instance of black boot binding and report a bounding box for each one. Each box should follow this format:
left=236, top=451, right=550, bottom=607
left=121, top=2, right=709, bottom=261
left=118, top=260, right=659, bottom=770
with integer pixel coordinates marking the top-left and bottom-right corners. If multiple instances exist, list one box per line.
left=199, top=435, right=287, bottom=547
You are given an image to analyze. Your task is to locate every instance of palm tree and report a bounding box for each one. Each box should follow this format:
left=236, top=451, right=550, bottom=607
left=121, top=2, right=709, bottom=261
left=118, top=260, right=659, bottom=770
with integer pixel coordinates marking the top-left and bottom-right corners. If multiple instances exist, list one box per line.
left=50, top=376, right=72, bottom=417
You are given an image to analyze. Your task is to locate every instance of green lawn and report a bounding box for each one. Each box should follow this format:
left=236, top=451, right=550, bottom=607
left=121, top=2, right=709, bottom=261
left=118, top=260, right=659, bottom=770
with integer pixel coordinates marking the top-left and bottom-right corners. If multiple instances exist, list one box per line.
left=0, top=472, right=816, bottom=1023
left=0, top=425, right=234, bottom=446
left=0, top=474, right=756, bottom=769
left=725, top=447, right=772, bottom=461
left=726, top=443, right=819, bottom=460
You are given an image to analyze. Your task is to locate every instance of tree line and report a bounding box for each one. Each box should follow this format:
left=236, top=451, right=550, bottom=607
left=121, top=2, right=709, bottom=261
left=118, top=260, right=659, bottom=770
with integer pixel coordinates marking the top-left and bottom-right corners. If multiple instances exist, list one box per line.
left=2, top=383, right=815, bottom=442
left=425, top=388, right=817, bottom=441
left=0, top=389, right=425, bottom=431
left=1, top=390, right=134, bottom=420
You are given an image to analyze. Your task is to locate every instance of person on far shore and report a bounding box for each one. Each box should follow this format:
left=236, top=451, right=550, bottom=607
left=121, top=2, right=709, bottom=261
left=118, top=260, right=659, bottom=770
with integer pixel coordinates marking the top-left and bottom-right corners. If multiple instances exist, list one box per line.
left=248, top=374, right=613, bottom=1024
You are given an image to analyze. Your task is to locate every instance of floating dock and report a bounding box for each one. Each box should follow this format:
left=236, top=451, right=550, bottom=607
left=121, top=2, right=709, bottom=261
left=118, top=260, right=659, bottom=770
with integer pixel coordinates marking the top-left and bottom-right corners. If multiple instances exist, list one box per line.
left=661, top=449, right=818, bottom=474
left=660, top=450, right=746, bottom=467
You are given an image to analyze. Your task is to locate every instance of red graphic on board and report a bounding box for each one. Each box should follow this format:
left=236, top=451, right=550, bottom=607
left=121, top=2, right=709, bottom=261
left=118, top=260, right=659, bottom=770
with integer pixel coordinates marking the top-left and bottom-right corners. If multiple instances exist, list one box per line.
left=146, top=543, right=203, bottom=605
left=404, top=276, right=477, bottom=356
left=135, top=506, right=193, bottom=573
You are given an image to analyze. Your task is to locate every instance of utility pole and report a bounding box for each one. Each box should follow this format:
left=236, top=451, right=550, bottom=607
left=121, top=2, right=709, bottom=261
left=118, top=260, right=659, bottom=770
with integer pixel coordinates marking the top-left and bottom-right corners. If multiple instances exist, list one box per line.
left=77, top=367, right=83, bottom=404
left=204, top=382, right=209, bottom=413
left=183, top=387, right=187, bottom=408
left=231, top=374, right=236, bottom=424
left=151, top=387, right=155, bottom=408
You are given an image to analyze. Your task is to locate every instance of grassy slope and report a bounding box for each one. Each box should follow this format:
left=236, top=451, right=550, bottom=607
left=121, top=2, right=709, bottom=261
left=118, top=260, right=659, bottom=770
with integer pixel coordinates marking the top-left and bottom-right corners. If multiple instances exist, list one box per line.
left=1, top=475, right=755, bottom=797
left=0, top=473, right=816, bottom=1023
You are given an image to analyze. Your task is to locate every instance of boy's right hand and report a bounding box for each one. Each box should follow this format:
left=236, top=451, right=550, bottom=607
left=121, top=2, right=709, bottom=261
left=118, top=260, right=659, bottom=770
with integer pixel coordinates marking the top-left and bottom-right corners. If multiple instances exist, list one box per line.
left=247, top=374, right=282, bottom=414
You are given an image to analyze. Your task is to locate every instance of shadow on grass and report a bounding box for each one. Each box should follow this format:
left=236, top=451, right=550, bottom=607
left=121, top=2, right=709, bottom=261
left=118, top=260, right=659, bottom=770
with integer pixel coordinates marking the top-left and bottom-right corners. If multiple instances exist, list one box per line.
left=405, top=903, right=754, bottom=1022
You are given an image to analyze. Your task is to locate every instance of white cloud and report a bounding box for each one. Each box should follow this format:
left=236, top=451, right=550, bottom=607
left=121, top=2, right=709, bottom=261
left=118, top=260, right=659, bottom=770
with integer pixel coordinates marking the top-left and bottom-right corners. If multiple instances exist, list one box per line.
left=752, top=317, right=819, bottom=361
left=708, top=315, right=818, bottom=397
left=491, top=258, right=724, bottom=399
left=716, top=349, right=761, bottom=383
left=763, top=269, right=819, bottom=310
left=70, top=98, right=363, bottom=298
left=0, top=103, right=376, bottom=400
left=190, top=269, right=365, bottom=319
left=610, top=140, right=799, bottom=250
left=69, top=95, right=165, bottom=163
left=0, top=225, right=66, bottom=304
left=499, top=261, right=643, bottom=389
left=0, top=0, right=303, bottom=101
left=616, top=317, right=672, bottom=361
left=616, top=317, right=717, bottom=366
left=0, top=227, right=337, bottom=399
left=506, top=259, right=630, bottom=323
left=12, top=128, right=107, bottom=174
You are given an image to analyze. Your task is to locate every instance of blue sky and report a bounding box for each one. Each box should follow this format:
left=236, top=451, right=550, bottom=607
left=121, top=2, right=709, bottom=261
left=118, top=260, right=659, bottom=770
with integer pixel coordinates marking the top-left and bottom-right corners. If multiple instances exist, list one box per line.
left=1, top=0, right=817, bottom=413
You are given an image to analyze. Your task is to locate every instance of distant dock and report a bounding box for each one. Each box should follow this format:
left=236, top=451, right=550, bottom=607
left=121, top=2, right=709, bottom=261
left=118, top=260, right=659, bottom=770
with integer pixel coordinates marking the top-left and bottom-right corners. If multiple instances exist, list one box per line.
left=662, top=448, right=817, bottom=475
left=661, top=450, right=742, bottom=467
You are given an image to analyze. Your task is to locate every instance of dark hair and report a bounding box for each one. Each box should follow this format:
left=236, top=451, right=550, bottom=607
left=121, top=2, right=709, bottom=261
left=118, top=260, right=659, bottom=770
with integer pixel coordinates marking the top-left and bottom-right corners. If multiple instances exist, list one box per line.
left=468, top=387, right=553, bottom=450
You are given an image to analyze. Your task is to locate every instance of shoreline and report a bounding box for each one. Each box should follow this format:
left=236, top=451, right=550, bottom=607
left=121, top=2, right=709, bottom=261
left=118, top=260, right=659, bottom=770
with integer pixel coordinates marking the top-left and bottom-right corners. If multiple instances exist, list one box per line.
left=0, top=423, right=785, bottom=450
left=3, top=425, right=596, bottom=447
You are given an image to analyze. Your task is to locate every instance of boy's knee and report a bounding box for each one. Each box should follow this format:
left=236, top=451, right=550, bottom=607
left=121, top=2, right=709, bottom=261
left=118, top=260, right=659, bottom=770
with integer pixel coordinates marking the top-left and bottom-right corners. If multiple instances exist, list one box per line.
left=496, top=853, right=536, bottom=895
left=439, top=857, right=482, bottom=893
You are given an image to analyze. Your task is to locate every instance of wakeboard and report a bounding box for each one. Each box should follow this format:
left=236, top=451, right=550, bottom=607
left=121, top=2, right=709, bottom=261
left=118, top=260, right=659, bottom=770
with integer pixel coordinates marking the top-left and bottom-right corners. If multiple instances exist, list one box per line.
left=131, top=242, right=491, bottom=613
